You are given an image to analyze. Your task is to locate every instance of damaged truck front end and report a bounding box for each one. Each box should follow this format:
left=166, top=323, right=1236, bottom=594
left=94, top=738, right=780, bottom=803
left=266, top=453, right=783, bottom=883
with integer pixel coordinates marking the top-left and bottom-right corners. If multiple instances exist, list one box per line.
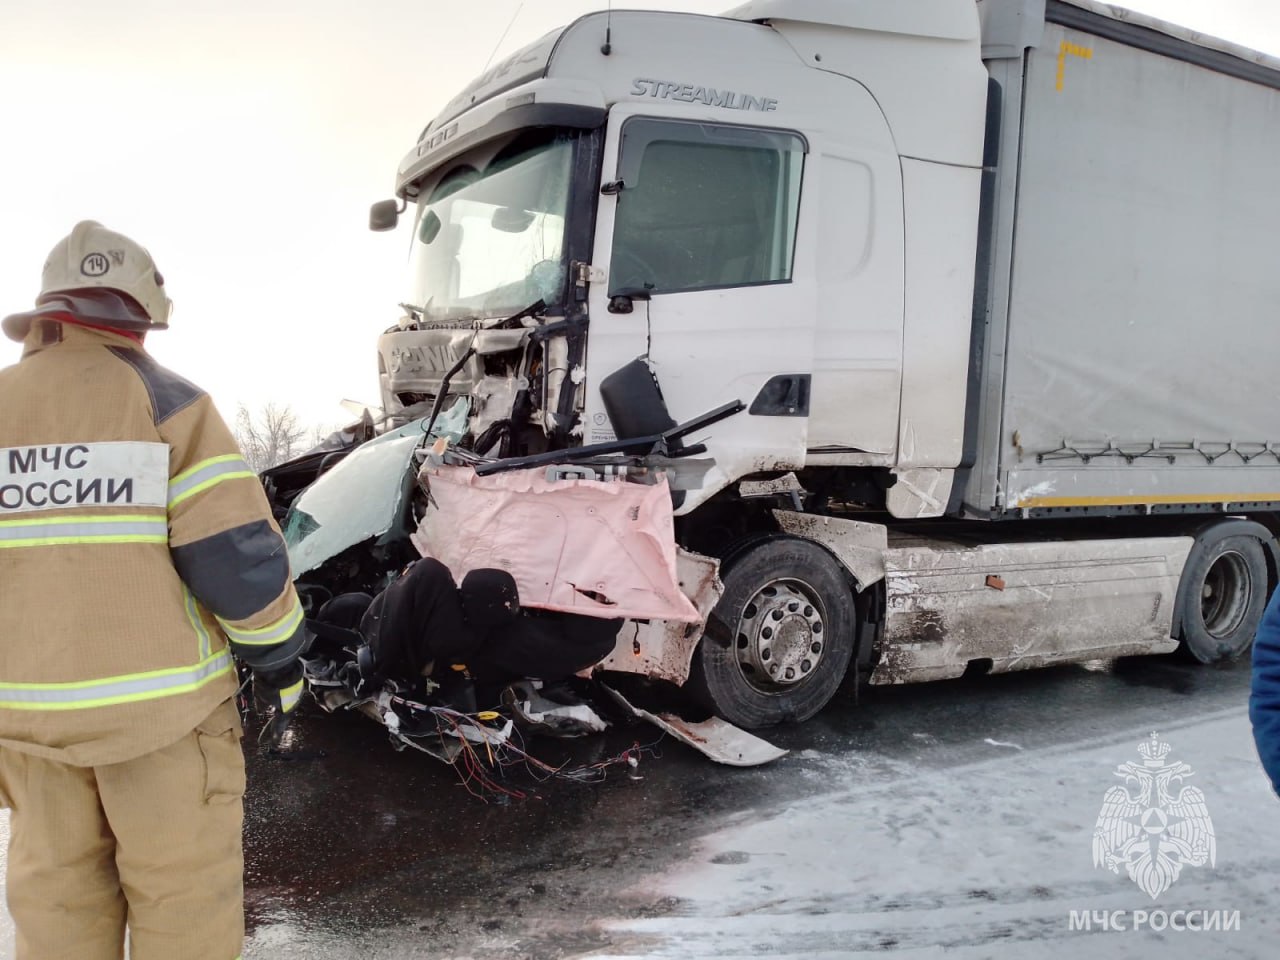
left=376, top=113, right=604, bottom=454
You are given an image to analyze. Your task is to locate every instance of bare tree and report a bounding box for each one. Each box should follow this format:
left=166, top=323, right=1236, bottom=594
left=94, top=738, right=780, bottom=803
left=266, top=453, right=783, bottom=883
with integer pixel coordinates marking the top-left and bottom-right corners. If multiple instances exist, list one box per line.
left=235, top=402, right=308, bottom=473
left=308, top=421, right=344, bottom=450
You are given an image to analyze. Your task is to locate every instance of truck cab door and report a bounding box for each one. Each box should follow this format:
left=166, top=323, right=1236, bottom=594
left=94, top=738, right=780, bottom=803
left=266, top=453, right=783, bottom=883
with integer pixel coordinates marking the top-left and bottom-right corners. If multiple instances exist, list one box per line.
left=582, top=107, right=817, bottom=512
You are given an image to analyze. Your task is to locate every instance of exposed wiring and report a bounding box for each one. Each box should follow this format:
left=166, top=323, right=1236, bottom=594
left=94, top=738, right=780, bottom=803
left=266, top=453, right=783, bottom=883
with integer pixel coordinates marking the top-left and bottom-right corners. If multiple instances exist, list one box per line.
left=384, top=692, right=666, bottom=801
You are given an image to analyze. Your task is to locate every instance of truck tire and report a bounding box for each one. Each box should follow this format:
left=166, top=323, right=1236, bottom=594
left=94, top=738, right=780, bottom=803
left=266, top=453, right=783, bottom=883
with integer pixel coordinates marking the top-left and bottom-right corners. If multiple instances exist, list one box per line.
left=689, top=537, right=856, bottom=728
left=1174, top=521, right=1271, bottom=663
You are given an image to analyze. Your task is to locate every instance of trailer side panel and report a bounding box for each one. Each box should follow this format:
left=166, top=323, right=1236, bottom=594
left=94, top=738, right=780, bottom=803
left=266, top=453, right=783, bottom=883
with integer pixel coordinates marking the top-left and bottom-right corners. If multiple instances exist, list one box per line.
left=978, top=12, right=1280, bottom=515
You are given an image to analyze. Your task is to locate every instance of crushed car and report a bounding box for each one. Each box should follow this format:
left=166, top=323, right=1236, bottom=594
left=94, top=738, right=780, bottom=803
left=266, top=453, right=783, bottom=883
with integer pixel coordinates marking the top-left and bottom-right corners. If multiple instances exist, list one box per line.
left=264, top=386, right=788, bottom=790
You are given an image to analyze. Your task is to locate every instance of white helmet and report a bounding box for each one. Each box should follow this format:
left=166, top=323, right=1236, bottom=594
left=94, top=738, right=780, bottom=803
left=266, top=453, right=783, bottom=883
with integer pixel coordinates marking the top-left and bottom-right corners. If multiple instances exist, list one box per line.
left=3, top=220, right=173, bottom=342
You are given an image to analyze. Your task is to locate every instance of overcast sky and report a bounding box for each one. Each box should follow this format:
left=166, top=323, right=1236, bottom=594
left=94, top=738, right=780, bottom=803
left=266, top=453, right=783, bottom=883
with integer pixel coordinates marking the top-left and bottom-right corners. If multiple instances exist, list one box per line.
left=2, top=0, right=1277, bottom=432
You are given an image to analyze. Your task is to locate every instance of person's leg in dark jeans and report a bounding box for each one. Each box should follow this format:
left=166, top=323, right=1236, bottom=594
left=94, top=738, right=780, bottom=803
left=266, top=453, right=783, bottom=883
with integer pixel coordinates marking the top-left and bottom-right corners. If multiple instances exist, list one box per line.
left=476, top=612, right=623, bottom=684
left=363, top=559, right=478, bottom=679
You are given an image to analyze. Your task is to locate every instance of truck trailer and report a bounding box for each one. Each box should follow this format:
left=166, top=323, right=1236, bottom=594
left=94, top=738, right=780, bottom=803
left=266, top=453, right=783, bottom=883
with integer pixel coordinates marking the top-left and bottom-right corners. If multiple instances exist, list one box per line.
left=345, top=0, right=1280, bottom=728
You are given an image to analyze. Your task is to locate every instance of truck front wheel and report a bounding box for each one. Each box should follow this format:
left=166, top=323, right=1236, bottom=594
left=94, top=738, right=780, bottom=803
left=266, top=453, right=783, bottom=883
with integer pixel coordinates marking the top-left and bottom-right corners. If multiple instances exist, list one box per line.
left=690, top=537, right=856, bottom=728
left=1175, top=521, right=1271, bottom=663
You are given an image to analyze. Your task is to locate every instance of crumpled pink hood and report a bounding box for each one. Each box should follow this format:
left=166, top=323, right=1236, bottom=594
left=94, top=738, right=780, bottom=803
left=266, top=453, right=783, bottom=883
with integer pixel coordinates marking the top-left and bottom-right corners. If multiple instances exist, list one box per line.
left=411, top=465, right=700, bottom=622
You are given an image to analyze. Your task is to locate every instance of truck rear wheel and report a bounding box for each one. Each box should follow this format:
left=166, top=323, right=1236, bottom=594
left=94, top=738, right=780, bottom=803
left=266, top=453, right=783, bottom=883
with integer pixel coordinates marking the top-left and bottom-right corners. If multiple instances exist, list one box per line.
left=690, top=537, right=856, bottom=728
left=1175, top=521, right=1271, bottom=663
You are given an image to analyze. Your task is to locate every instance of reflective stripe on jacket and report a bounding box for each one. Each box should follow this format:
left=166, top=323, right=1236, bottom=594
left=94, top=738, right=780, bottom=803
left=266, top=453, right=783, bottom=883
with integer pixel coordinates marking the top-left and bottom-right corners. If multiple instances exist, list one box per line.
left=0, top=321, right=305, bottom=765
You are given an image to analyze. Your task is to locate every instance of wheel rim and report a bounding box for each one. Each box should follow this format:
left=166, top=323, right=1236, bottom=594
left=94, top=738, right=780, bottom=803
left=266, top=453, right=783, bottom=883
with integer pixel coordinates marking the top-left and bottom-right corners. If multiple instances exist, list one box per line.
left=1200, top=550, right=1253, bottom=638
left=734, top=578, right=826, bottom=693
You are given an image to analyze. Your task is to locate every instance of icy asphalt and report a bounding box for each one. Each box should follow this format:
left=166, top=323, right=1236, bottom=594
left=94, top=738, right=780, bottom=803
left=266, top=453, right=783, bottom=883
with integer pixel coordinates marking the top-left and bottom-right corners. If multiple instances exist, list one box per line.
left=1, top=655, right=1276, bottom=958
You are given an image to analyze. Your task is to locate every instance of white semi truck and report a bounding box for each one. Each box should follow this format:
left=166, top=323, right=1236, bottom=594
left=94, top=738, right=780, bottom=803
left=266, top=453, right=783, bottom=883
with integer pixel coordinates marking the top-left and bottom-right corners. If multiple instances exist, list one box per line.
left=359, top=0, right=1280, bottom=727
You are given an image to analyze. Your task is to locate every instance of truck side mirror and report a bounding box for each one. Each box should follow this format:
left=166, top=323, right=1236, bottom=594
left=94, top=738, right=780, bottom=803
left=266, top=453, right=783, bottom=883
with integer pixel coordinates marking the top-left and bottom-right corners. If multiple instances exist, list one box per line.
left=369, top=199, right=402, bottom=232
left=599, top=358, right=677, bottom=440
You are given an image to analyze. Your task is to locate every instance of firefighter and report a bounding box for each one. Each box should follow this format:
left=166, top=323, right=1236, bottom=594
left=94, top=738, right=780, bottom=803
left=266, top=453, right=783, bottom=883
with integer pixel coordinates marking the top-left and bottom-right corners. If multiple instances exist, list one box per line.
left=0, top=221, right=307, bottom=959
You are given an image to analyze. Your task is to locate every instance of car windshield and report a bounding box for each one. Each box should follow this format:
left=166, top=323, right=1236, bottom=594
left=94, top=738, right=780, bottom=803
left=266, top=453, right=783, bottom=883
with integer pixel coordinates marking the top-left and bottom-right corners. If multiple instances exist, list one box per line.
left=282, top=419, right=426, bottom=576
left=407, top=129, right=573, bottom=324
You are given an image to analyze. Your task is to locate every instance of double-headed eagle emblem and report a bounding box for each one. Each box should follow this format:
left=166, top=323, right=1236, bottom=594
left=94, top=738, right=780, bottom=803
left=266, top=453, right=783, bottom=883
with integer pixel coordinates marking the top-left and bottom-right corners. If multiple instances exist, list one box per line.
left=1092, top=732, right=1215, bottom=899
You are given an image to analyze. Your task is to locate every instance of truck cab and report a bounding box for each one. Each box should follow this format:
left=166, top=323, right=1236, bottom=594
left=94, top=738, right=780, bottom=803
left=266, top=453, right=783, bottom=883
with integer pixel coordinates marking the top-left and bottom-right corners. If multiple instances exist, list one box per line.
left=378, top=0, right=987, bottom=519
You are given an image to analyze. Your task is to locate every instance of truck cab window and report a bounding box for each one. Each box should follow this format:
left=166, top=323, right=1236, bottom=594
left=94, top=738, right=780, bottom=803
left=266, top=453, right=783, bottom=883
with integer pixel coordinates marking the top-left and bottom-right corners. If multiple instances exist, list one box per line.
left=609, top=119, right=804, bottom=297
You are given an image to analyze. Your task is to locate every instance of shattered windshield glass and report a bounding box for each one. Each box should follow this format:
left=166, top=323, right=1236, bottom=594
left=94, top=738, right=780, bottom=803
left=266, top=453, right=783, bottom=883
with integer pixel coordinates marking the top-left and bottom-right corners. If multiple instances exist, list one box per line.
left=282, top=419, right=426, bottom=576
left=407, top=129, right=573, bottom=324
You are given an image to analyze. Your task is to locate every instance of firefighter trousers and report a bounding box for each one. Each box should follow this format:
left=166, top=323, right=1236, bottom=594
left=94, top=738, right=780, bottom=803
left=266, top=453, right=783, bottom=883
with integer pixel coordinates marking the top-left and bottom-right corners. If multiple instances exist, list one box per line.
left=0, top=698, right=246, bottom=960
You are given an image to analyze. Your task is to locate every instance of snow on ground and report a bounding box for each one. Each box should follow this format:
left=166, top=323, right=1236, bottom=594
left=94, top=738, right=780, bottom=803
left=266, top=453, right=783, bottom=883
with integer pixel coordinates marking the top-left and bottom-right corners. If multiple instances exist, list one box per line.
left=0, top=696, right=1274, bottom=959
left=602, top=710, right=1279, bottom=959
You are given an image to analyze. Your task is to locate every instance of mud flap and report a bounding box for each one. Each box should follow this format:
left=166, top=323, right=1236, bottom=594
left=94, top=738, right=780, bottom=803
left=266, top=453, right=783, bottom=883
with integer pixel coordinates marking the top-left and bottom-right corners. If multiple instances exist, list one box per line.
left=601, top=684, right=787, bottom=767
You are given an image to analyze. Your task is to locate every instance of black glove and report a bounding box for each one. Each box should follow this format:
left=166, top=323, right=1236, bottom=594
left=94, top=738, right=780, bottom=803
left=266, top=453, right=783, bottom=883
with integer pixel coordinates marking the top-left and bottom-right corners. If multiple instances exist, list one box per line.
left=254, top=661, right=305, bottom=748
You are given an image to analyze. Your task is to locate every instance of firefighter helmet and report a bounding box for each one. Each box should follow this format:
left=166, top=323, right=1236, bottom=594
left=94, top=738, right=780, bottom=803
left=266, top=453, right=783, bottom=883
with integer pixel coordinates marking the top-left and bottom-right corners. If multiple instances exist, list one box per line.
left=3, top=220, right=173, bottom=342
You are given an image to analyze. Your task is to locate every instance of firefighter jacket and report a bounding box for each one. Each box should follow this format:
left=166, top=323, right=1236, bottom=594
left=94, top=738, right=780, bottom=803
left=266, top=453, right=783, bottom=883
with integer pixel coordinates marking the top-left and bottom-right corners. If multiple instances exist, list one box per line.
left=0, top=320, right=306, bottom=766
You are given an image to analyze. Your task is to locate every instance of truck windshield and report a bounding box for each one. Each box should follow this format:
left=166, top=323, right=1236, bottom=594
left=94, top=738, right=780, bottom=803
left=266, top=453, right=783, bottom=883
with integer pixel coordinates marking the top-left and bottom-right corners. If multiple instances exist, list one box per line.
left=407, top=129, right=573, bottom=323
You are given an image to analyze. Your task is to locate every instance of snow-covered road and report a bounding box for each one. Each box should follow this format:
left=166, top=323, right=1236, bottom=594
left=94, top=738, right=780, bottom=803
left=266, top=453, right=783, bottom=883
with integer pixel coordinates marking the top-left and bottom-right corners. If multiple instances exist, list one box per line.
left=604, top=710, right=1277, bottom=959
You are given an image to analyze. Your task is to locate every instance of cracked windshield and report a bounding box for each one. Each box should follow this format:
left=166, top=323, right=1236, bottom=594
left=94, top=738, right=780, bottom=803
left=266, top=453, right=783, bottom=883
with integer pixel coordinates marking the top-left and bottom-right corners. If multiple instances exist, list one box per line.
left=407, top=130, right=572, bottom=323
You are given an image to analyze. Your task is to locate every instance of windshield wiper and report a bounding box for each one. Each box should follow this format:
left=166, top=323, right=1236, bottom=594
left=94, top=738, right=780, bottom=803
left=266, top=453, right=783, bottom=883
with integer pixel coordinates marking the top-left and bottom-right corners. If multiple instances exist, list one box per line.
left=491, top=298, right=547, bottom=329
